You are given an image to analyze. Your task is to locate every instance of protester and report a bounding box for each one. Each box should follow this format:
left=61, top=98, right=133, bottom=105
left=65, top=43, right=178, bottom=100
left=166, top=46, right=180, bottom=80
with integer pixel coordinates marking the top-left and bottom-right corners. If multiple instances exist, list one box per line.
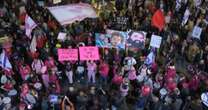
left=0, top=0, right=208, bottom=110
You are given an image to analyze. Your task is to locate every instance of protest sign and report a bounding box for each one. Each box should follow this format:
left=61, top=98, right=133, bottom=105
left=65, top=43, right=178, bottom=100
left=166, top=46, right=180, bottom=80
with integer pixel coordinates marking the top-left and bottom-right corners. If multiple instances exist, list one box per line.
left=58, top=49, right=78, bottom=61
left=192, top=26, right=202, bottom=39
left=53, top=0, right=61, bottom=4
left=114, top=16, right=129, bottom=30
left=95, top=33, right=111, bottom=48
left=57, top=32, right=67, bottom=41
left=48, top=3, right=97, bottom=25
left=150, top=35, right=162, bottom=48
left=106, top=29, right=127, bottom=49
left=37, top=1, right=45, bottom=7
left=127, top=31, right=146, bottom=49
left=19, top=6, right=26, bottom=14
left=79, top=46, right=99, bottom=60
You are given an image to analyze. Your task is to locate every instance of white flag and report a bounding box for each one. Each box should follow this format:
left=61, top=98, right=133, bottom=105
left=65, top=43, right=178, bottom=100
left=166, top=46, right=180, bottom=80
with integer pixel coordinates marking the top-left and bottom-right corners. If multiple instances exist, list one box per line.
left=175, top=0, right=181, bottom=11
left=30, top=35, right=37, bottom=52
left=181, top=8, right=190, bottom=26
left=194, top=0, right=201, bottom=8
left=0, top=50, right=12, bottom=70
left=25, top=14, right=37, bottom=38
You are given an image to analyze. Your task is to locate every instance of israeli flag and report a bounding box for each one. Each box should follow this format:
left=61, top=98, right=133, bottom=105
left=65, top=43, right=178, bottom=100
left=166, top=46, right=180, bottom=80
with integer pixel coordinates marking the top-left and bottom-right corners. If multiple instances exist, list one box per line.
left=175, top=0, right=181, bottom=11
left=194, top=0, right=201, bottom=8
left=25, top=14, right=37, bottom=39
left=0, top=50, right=12, bottom=70
left=144, top=50, right=155, bottom=66
left=181, top=8, right=190, bottom=26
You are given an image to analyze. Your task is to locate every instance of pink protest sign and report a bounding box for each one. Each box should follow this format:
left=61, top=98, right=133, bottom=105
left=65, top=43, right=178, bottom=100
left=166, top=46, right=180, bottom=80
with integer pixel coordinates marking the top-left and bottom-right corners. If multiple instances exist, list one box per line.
left=79, top=46, right=100, bottom=60
left=58, top=49, right=78, bottom=61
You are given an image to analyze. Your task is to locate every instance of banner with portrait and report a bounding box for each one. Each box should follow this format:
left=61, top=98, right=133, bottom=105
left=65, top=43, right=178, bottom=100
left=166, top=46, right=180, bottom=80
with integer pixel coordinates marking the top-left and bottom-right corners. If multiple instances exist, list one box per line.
left=126, top=31, right=146, bottom=49
left=95, top=33, right=111, bottom=48
left=106, top=29, right=127, bottom=49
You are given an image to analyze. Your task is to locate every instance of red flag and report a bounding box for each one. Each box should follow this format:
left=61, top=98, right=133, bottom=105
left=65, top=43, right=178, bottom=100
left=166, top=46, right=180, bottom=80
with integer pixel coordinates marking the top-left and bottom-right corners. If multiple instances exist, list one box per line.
left=151, top=9, right=165, bottom=31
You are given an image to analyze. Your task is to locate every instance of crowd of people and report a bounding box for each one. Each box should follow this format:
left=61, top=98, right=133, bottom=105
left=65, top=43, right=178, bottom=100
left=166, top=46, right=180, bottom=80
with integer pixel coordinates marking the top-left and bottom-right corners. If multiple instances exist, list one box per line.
left=0, top=0, right=208, bottom=110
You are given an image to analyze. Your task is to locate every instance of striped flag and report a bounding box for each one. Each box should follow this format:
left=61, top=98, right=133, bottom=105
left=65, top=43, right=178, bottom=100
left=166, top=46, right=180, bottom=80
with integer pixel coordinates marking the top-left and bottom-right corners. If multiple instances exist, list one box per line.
left=175, top=0, right=181, bottom=11
left=144, top=49, right=156, bottom=66
left=194, top=0, right=201, bottom=8
left=181, top=8, right=190, bottom=26
left=25, top=14, right=37, bottom=39
left=30, top=35, right=37, bottom=52
left=0, top=50, right=12, bottom=70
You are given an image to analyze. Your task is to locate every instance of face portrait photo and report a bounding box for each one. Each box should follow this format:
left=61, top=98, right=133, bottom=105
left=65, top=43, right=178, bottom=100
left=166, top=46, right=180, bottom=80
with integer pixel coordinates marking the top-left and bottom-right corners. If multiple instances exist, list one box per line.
left=127, top=31, right=146, bottom=49
left=106, top=29, right=127, bottom=49
left=111, top=32, right=123, bottom=48
left=95, top=33, right=111, bottom=47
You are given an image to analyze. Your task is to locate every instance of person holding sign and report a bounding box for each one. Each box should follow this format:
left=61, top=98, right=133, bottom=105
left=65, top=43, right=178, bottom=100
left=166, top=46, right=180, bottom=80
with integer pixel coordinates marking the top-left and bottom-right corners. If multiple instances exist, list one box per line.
left=87, top=60, right=97, bottom=83
left=65, top=62, right=73, bottom=84
left=99, top=60, right=110, bottom=86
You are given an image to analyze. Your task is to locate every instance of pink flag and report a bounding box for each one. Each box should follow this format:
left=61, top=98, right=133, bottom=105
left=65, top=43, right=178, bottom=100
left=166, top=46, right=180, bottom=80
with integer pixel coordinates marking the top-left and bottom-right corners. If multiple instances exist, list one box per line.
left=25, top=14, right=37, bottom=38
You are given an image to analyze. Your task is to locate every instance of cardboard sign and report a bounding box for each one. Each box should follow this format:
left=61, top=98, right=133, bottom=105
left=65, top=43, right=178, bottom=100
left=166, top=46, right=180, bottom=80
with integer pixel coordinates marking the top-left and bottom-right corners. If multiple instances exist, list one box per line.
left=192, top=26, right=202, bottom=39
left=150, top=35, right=162, bottom=48
left=57, top=32, right=67, bottom=41
left=79, top=46, right=99, bottom=60
left=58, top=49, right=78, bottom=61
left=53, top=0, right=61, bottom=4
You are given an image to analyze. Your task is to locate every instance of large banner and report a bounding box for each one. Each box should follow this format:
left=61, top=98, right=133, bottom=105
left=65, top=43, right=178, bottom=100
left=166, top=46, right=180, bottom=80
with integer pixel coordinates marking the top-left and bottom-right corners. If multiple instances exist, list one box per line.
left=58, top=49, right=78, bottom=61
left=96, top=30, right=147, bottom=49
left=127, top=31, right=146, bottom=49
left=48, top=3, right=97, bottom=25
left=79, top=46, right=99, bottom=60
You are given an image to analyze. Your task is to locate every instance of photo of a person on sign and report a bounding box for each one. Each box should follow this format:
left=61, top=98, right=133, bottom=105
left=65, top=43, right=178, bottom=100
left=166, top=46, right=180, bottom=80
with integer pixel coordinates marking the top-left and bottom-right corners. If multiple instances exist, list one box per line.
left=110, top=32, right=125, bottom=49
left=95, top=33, right=111, bottom=47
left=127, top=31, right=146, bottom=49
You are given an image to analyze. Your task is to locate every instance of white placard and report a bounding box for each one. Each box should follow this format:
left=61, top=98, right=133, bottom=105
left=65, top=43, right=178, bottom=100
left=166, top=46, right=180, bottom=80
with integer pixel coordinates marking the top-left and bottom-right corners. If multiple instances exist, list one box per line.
left=57, top=32, right=67, bottom=41
left=19, top=6, right=26, bottom=14
left=150, top=35, right=162, bottom=48
left=37, top=1, right=45, bottom=6
left=192, top=26, right=202, bottom=39
left=48, top=3, right=97, bottom=25
left=53, top=0, right=61, bottom=4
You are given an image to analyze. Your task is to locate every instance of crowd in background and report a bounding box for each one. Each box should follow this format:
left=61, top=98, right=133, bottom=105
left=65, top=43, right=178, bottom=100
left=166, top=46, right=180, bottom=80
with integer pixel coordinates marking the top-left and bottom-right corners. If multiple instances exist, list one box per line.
left=0, top=0, right=208, bottom=110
